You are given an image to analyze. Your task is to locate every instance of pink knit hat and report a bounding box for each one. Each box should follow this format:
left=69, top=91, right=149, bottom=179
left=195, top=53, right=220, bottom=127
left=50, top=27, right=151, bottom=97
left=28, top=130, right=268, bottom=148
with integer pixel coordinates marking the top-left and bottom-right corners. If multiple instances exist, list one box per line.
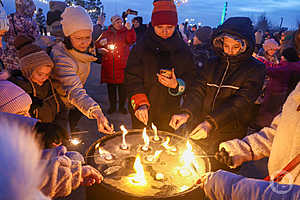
left=0, top=80, right=32, bottom=115
left=263, top=39, right=279, bottom=51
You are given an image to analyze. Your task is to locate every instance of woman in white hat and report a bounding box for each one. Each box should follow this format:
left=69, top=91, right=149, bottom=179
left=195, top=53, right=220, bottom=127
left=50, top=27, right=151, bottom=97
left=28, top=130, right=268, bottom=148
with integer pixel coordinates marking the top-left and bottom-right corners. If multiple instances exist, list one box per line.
left=50, top=6, right=114, bottom=134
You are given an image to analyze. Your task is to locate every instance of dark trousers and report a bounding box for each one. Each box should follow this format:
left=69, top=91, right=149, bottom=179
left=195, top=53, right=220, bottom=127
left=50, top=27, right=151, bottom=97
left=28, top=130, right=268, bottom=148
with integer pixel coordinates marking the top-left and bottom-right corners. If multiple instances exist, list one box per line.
left=107, top=84, right=126, bottom=110
left=39, top=26, right=47, bottom=35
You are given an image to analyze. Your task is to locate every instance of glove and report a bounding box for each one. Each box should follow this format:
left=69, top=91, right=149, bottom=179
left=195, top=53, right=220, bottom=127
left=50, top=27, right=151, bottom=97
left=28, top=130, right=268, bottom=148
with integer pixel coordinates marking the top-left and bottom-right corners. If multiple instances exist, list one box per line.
left=215, top=148, right=233, bottom=167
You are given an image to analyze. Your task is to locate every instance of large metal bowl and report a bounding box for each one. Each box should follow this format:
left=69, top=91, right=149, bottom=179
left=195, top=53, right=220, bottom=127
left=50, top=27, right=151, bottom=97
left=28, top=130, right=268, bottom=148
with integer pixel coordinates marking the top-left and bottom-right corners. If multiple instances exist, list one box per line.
left=86, top=129, right=211, bottom=199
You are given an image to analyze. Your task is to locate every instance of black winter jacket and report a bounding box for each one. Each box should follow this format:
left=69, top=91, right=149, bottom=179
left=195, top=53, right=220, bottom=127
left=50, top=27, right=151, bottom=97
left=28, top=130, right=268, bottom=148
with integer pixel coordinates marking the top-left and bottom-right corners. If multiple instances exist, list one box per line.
left=125, top=26, right=197, bottom=131
left=8, top=70, right=60, bottom=123
left=182, top=17, right=266, bottom=151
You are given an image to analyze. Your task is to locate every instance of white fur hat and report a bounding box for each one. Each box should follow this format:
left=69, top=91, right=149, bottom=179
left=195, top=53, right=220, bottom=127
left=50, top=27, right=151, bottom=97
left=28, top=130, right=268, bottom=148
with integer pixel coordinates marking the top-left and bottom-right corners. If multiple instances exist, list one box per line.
left=61, top=6, right=93, bottom=37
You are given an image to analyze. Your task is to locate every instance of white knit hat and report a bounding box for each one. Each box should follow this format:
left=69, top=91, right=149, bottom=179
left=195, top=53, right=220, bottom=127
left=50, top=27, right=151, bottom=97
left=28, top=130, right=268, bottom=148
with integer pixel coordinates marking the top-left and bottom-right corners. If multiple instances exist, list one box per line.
left=61, top=6, right=93, bottom=37
left=0, top=80, right=32, bottom=115
left=263, top=39, right=279, bottom=51
left=0, top=4, right=9, bottom=31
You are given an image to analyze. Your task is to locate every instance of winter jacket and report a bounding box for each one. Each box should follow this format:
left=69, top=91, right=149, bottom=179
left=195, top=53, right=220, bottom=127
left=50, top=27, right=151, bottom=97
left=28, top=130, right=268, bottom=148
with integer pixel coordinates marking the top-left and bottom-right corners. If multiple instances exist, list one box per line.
left=257, top=49, right=280, bottom=66
left=265, top=60, right=300, bottom=94
left=125, top=25, right=197, bottom=131
left=220, top=82, right=300, bottom=185
left=8, top=70, right=60, bottom=123
left=36, top=11, right=46, bottom=27
left=181, top=17, right=265, bottom=153
left=191, top=43, right=214, bottom=70
left=203, top=170, right=300, bottom=200
left=50, top=42, right=101, bottom=119
left=134, top=24, right=147, bottom=41
left=3, top=0, right=39, bottom=71
left=96, top=25, right=136, bottom=84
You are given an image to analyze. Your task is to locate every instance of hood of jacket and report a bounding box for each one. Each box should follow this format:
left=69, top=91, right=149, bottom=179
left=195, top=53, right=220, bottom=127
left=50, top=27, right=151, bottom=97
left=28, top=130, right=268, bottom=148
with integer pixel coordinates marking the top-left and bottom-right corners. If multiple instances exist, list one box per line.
left=212, top=17, right=255, bottom=63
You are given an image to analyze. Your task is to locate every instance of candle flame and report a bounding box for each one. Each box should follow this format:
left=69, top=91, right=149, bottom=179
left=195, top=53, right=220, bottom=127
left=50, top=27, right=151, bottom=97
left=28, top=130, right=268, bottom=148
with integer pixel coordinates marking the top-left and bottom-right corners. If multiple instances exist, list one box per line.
left=120, top=125, right=128, bottom=148
left=70, top=138, right=81, bottom=145
left=154, top=150, right=163, bottom=160
left=128, top=154, right=147, bottom=186
left=162, top=136, right=177, bottom=152
left=142, top=128, right=150, bottom=151
left=181, top=140, right=200, bottom=174
left=151, top=123, right=159, bottom=141
left=97, top=147, right=113, bottom=160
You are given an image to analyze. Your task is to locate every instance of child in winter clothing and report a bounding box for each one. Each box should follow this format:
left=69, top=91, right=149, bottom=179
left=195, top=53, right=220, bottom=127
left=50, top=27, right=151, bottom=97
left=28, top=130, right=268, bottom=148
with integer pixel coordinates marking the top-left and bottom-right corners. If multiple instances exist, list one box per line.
left=254, top=47, right=300, bottom=128
left=8, top=35, right=60, bottom=123
left=36, top=8, right=47, bottom=35
left=3, top=0, right=40, bottom=71
left=170, top=17, right=265, bottom=157
left=96, top=15, right=136, bottom=114
left=258, top=38, right=280, bottom=66
left=198, top=82, right=300, bottom=199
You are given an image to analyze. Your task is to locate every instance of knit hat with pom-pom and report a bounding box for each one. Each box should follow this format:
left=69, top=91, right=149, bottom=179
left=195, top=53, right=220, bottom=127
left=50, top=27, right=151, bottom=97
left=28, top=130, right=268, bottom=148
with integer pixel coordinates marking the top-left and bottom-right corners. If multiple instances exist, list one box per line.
left=14, top=35, right=54, bottom=78
left=151, top=0, right=178, bottom=26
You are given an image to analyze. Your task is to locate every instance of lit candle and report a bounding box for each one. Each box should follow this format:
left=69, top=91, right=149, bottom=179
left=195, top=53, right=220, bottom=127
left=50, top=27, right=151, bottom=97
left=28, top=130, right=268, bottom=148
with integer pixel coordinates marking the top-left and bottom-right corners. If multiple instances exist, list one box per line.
left=142, top=128, right=150, bottom=151
left=128, top=154, right=147, bottom=186
left=146, top=150, right=162, bottom=162
left=151, top=123, right=160, bottom=141
left=161, top=137, right=177, bottom=152
left=70, top=138, right=81, bottom=146
left=98, top=147, right=113, bottom=161
left=120, top=125, right=129, bottom=150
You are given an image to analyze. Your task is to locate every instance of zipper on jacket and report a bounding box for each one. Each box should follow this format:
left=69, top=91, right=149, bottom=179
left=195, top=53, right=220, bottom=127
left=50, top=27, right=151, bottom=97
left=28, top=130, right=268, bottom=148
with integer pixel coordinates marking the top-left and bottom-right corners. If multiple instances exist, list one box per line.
left=211, top=57, right=230, bottom=112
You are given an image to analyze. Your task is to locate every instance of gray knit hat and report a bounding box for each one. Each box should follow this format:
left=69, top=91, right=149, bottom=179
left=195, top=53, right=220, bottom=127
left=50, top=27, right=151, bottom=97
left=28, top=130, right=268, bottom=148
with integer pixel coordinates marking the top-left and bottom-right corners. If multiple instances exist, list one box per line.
left=111, top=15, right=122, bottom=25
left=0, top=80, right=32, bottom=115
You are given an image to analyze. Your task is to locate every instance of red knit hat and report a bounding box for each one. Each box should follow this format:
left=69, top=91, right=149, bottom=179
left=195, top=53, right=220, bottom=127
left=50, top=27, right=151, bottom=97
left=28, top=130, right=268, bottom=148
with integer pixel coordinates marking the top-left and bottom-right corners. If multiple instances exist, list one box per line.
left=151, top=0, right=178, bottom=26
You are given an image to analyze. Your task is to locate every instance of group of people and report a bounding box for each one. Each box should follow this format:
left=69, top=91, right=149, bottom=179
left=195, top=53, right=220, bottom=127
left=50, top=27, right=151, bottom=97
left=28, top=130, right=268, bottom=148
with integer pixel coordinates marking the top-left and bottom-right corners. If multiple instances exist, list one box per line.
left=0, top=0, right=299, bottom=199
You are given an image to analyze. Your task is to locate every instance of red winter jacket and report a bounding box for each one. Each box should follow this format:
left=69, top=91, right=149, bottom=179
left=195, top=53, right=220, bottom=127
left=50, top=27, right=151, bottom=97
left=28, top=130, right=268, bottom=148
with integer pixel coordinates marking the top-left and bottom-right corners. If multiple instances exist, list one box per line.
left=96, top=25, right=136, bottom=84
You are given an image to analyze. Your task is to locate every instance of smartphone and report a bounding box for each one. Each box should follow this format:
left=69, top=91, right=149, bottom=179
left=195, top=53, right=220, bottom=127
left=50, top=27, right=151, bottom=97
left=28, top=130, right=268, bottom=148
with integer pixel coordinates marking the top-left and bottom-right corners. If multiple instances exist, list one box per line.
left=160, top=69, right=172, bottom=79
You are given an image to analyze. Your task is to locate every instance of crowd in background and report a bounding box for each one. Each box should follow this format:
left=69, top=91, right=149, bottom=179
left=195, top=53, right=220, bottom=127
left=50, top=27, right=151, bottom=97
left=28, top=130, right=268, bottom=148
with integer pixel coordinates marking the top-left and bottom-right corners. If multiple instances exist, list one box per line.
left=0, top=0, right=299, bottom=199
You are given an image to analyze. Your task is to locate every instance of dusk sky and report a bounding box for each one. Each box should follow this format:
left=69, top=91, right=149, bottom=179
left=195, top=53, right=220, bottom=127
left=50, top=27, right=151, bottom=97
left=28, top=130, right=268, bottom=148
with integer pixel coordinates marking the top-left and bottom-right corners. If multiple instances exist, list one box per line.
left=5, top=0, right=300, bottom=29
left=101, top=0, right=300, bottom=29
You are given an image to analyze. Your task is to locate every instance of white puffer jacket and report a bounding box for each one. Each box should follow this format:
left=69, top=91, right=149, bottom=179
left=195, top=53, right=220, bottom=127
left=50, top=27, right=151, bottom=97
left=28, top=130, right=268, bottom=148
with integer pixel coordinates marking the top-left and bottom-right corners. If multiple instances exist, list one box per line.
left=51, top=42, right=101, bottom=118
left=201, top=82, right=300, bottom=200
left=220, top=82, right=300, bottom=185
